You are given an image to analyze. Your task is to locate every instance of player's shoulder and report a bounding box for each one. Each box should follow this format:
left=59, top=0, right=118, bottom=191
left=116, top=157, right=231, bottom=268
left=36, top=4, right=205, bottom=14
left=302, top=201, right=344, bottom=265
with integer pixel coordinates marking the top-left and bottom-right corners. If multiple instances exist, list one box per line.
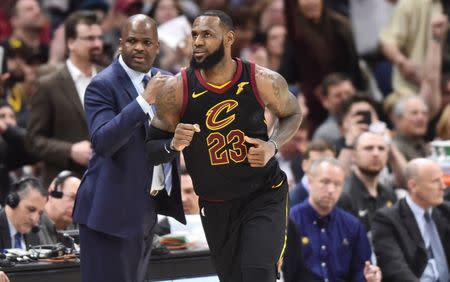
left=253, top=64, right=284, bottom=81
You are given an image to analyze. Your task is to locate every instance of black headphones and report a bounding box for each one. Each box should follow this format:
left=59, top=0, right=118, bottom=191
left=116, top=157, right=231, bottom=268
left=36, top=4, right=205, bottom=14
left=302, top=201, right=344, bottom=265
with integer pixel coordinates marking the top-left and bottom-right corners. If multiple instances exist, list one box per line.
left=6, top=177, right=42, bottom=209
left=50, top=171, right=77, bottom=199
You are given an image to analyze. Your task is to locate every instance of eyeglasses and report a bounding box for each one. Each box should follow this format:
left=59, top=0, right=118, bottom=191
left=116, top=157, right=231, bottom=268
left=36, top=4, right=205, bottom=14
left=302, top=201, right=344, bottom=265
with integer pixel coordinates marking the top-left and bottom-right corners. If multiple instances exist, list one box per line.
left=77, top=35, right=104, bottom=42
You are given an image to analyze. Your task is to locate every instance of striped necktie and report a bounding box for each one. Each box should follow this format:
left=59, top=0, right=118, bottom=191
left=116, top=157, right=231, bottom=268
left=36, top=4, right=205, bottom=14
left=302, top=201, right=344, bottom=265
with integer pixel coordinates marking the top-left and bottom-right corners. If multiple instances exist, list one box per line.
left=142, top=75, right=150, bottom=89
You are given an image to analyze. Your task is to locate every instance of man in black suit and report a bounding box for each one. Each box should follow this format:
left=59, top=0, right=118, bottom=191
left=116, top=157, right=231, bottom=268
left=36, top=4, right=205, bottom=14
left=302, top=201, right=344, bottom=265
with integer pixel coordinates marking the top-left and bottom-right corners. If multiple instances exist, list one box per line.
left=0, top=177, right=47, bottom=250
left=372, top=158, right=450, bottom=281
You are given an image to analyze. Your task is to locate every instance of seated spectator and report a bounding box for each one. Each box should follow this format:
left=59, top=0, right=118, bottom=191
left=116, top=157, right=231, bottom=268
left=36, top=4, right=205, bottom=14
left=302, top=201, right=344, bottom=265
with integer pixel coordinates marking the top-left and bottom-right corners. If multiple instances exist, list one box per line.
left=391, top=96, right=430, bottom=160
left=156, top=171, right=200, bottom=235
left=38, top=170, right=80, bottom=245
left=283, top=157, right=381, bottom=282
left=181, top=173, right=199, bottom=215
left=313, top=73, right=356, bottom=145
left=290, top=139, right=335, bottom=207
left=156, top=173, right=206, bottom=248
left=0, top=100, right=36, bottom=204
left=264, top=24, right=286, bottom=71
left=0, top=177, right=47, bottom=249
left=372, top=158, right=450, bottom=281
left=335, top=95, right=379, bottom=172
left=336, top=95, right=407, bottom=188
left=339, top=131, right=397, bottom=232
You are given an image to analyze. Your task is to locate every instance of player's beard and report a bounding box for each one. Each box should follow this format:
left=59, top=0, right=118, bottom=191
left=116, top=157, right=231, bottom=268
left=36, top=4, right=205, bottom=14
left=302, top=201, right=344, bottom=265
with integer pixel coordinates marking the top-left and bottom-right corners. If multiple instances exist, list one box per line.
left=190, top=41, right=225, bottom=70
left=358, top=166, right=382, bottom=178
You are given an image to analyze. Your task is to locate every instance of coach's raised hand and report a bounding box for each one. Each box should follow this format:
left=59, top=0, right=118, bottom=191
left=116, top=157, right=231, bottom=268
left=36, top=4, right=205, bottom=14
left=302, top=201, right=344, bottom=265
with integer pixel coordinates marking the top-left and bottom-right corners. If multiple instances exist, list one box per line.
left=142, top=72, right=169, bottom=104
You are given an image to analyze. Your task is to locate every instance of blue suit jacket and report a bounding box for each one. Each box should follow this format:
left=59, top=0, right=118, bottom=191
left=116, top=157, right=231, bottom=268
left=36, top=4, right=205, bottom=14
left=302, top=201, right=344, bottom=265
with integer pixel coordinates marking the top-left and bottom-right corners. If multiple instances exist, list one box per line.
left=73, top=60, right=185, bottom=239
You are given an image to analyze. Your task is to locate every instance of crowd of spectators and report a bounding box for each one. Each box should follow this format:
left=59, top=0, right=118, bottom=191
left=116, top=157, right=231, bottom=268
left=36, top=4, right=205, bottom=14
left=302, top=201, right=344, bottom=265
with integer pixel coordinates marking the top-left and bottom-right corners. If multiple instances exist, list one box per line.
left=0, top=0, right=449, bottom=281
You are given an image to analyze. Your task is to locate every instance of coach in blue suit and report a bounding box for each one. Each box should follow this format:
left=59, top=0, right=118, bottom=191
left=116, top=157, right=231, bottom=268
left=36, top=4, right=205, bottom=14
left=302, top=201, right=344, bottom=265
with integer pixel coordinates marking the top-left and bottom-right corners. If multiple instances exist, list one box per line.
left=72, top=15, right=185, bottom=282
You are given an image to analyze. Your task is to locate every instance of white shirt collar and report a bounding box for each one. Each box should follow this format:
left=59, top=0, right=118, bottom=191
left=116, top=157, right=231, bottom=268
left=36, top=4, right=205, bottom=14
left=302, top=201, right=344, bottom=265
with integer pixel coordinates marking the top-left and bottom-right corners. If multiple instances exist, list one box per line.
left=6, top=215, right=18, bottom=239
left=6, top=214, right=23, bottom=249
left=406, top=194, right=432, bottom=220
left=66, top=59, right=96, bottom=80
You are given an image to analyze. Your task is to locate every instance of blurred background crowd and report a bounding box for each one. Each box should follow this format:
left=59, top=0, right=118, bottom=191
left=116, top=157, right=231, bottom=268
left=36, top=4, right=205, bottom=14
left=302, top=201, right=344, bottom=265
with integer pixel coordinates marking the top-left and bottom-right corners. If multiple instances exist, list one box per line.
left=0, top=0, right=449, bottom=281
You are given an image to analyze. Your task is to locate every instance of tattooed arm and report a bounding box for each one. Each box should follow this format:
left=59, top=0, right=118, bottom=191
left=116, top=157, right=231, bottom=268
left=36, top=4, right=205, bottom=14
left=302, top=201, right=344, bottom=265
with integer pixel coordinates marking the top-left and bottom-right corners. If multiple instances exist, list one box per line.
left=145, top=73, right=200, bottom=164
left=256, top=65, right=302, bottom=146
left=151, top=73, right=184, bottom=132
left=245, top=65, right=302, bottom=167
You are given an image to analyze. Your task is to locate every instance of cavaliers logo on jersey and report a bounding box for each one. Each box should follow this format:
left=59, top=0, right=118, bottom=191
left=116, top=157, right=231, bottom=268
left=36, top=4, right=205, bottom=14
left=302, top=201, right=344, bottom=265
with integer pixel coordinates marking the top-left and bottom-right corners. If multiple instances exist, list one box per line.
left=205, top=99, right=238, bottom=131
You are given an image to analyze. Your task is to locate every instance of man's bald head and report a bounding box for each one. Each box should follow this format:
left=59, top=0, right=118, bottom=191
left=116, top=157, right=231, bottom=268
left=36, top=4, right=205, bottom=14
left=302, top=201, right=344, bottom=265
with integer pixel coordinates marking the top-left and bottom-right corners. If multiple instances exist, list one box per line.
left=121, top=14, right=157, bottom=38
left=405, top=158, right=446, bottom=209
left=119, top=14, right=160, bottom=73
left=404, top=158, right=434, bottom=182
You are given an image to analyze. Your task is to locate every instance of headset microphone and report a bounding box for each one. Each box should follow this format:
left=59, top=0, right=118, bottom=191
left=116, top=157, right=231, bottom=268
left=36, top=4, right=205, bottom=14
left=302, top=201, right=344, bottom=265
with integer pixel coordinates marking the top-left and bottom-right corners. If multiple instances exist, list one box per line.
left=51, top=171, right=77, bottom=199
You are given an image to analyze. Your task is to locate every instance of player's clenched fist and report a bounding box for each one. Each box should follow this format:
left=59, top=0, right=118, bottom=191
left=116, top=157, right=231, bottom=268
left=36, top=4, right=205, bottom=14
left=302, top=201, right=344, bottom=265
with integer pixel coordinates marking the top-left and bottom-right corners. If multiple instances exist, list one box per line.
left=171, top=123, right=200, bottom=151
left=245, top=136, right=276, bottom=167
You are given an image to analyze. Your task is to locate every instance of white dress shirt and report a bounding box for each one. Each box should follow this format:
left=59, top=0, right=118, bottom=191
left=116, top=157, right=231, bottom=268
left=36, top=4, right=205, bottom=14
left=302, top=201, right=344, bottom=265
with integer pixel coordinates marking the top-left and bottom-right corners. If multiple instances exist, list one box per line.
left=118, top=55, right=152, bottom=114
left=66, top=59, right=97, bottom=107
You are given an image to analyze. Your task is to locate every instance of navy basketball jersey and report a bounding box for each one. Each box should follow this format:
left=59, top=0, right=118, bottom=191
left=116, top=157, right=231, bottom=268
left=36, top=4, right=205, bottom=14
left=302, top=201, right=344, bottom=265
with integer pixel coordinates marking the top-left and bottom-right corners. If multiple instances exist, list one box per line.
left=180, top=59, right=283, bottom=200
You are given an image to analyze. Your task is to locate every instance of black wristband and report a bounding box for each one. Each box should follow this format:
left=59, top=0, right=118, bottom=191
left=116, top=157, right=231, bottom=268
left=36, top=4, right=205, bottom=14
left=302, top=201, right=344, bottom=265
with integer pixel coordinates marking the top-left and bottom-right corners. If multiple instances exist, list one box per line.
left=164, top=139, right=178, bottom=154
left=146, top=125, right=179, bottom=165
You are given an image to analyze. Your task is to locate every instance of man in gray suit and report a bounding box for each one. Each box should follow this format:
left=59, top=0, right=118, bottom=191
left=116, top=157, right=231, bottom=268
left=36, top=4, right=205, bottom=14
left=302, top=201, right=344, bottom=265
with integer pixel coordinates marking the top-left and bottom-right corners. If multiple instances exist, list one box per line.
left=26, top=11, right=104, bottom=186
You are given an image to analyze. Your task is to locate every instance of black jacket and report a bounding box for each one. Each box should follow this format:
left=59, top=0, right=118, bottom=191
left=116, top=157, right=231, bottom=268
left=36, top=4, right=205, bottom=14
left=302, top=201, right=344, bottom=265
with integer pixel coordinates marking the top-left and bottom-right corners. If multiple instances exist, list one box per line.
left=372, top=199, right=450, bottom=281
left=0, top=126, right=36, bottom=203
left=0, top=209, right=40, bottom=250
